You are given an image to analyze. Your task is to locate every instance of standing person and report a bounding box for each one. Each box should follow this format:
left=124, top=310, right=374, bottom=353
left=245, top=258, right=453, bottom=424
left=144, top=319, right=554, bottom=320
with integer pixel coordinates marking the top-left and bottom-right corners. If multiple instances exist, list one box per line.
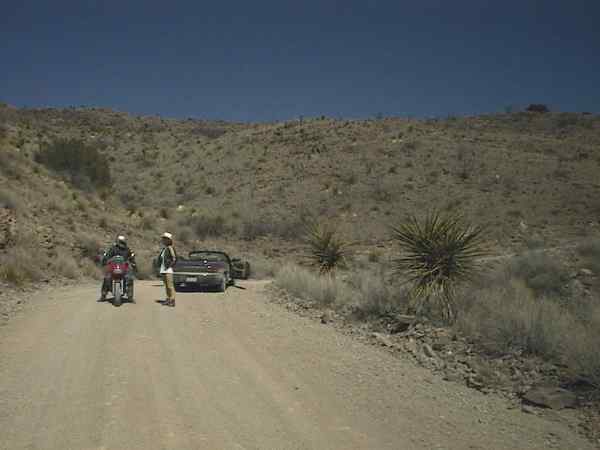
left=158, top=232, right=177, bottom=307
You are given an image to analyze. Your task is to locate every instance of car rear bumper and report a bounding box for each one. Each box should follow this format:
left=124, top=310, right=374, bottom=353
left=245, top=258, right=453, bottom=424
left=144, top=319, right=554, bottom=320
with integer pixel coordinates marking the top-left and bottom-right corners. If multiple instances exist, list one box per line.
left=174, top=272, right=224, bottom=287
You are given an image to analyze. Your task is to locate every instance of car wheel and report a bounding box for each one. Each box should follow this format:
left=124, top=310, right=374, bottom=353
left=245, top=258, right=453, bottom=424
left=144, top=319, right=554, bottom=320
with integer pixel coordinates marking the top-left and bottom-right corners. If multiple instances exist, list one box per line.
left=218, top=276, right=227, bottom=293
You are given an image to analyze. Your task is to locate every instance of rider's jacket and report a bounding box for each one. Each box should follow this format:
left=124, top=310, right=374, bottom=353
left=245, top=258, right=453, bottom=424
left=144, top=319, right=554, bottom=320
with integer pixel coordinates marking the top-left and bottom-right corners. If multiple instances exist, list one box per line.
left=102, top=245, right=136, bottom=266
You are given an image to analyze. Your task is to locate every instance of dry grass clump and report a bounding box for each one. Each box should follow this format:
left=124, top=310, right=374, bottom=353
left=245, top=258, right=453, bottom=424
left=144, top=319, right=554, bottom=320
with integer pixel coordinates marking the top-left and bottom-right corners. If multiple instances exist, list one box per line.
left=133, top=256, right=154, bottom=280
left=458, top=280, right=569, bottom=358
left=49, top=251, right=81, bottom=279
left=275, top=262, right=408, bottom=317
left=177, top=213, right=232, bottom=240
left=249, top=257, right=276, bottom=279
left=505, top=251, right=569, bottom=297
left=0, top=247, right=46, bottom=285
left=238, top=215, right=305, bottom=241
left=76, top=233, right=101, bottom=260
left=457, top=261, right=600, bottom=387
left=345, top=271, right=409, bottom=318
left=275, top=264, right=346, bottom=306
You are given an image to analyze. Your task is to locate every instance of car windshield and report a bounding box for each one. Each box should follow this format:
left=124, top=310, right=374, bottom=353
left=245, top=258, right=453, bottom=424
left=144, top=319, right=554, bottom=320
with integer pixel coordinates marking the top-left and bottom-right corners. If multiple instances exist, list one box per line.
left=189, top=252, right=228, bottom=263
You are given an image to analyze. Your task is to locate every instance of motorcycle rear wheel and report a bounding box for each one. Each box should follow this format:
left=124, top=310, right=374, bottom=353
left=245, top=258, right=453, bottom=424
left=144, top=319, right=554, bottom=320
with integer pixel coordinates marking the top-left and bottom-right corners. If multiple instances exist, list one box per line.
left=113, top=283, right=122, bottom=307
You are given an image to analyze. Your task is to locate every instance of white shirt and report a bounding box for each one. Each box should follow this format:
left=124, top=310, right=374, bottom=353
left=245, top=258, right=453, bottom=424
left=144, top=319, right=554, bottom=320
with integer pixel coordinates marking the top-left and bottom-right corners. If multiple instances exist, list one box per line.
left=159, top=248, right=173, bottom=274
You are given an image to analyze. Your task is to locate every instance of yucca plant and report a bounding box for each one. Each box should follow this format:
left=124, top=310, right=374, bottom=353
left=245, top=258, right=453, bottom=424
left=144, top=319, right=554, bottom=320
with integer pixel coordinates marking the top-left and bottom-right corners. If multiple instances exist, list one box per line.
left=303, top=220, right=352, bottom=275
left=391, top=211, right=488, bottom=322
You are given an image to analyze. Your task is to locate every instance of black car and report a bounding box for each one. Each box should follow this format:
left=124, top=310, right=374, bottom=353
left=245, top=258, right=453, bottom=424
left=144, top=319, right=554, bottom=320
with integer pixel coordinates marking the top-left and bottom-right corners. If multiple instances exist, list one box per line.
left=172, top=250, right=234, bottom=292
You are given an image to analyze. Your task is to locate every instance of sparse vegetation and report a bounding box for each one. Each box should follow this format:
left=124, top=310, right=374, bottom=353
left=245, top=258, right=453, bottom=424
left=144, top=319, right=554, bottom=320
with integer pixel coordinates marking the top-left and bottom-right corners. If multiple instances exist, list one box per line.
left=34, top=138, right=111, bottom=191
left=275, top=264, right=346, bottom=306
left=505, top=250, right=569, bottom=298
left=457, top=261, right=600, bottom=387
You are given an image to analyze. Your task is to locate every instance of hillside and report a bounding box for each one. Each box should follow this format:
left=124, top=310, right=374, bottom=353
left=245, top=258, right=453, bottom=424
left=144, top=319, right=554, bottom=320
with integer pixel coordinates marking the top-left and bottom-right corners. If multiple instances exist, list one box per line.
left=2, top=104, right=600, bottom=250
left=1, top=104, right=600, bottom=269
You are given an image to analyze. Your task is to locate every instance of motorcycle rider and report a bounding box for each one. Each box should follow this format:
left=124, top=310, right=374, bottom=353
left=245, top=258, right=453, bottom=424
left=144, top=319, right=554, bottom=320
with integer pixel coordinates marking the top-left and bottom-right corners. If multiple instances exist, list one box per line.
left=99, top=235, right=136, bottom=302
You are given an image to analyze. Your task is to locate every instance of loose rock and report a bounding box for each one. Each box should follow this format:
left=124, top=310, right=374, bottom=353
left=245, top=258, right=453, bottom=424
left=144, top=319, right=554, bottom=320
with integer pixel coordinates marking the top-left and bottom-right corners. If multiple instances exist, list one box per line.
left=522, top=386, right=577, bottom=410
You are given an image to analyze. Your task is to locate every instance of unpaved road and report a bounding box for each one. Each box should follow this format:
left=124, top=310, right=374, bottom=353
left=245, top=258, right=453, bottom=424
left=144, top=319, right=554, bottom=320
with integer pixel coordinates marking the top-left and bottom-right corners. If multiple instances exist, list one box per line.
left=0, top=280, right=593, bottom=450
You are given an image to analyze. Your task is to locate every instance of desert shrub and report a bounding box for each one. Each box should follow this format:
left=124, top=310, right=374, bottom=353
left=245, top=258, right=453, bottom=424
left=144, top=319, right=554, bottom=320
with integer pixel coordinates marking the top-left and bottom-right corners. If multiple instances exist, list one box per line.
left=159, top=208, right=171, bottom=219
left=191, top=214, right=231, bottom=239
left=0, top=247, right=46, bottom=285
left=391, top=211, right=488, bottom=322
left=346, top=271, right=409, bottom=317
left=506, top=251, right=569, bottom=297
left=77, top=233, right=101, bottom=260
left=0, top=188, right=20, bottom=210
left=458, top=275, right=600, bottom=386
left=526, top=104, right=549, bottom=113
left=35, top=138, right=111, bottom=191
left=275, top=264, right=346, bottom=306
left=0, top=150, right=25, bottom=179
left=99, top=217, right=109, bottom=229
left=134, top=256, right=154, bottom=280
left=458, top=280, right=569, bottom=358
left=141, top=215, right=155, bottom=230
left=80, top=259, right=102, bottom=279
left=240, top=219, right=273, bottom=241
left=176, top=226, right=193, bottom=244
left=250, top=257, right=276, bottom=279
left=303, top=220, right=352, bottom=274
left=50, top=251, right=81, bottom=279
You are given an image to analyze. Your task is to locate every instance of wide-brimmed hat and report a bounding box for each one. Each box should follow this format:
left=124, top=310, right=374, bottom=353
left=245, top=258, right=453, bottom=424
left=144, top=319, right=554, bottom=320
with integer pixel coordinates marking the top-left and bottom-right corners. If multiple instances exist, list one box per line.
left=161, top=232, right=173, bottom=241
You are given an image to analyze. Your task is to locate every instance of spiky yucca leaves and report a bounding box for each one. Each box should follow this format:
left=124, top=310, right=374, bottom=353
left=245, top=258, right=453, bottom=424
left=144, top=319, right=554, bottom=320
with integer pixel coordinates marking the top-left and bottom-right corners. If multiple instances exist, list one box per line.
left=303, top=220, right=352, bottom=275
left=391, top=212, right=488, bottom=322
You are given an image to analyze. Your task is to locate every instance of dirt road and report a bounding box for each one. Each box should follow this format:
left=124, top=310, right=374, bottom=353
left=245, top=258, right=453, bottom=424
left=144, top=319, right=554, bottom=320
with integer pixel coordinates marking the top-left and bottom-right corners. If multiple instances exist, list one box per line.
left=0, top=280, right=593, bottom=450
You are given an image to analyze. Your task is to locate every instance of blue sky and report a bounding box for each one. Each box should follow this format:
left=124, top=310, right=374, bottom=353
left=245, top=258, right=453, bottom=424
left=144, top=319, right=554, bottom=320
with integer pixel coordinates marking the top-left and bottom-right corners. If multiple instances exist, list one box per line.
left=1, top=0, right=599, bottom=121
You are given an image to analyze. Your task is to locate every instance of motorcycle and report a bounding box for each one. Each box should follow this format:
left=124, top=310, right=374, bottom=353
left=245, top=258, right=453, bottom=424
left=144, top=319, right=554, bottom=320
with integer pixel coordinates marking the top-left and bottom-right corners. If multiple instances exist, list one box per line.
left=105, top=255, right=134, bottom=306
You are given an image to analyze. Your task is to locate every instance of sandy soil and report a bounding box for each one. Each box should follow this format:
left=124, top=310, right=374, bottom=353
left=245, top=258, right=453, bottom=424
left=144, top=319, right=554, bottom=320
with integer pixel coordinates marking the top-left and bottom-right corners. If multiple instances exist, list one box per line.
left=0, top=280, right=593, bottom=450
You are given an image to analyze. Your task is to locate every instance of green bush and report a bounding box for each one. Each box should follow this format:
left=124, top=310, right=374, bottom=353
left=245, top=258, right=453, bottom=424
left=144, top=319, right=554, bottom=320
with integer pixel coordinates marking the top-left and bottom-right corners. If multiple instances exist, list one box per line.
left=35, top=138, right=111, bottom=191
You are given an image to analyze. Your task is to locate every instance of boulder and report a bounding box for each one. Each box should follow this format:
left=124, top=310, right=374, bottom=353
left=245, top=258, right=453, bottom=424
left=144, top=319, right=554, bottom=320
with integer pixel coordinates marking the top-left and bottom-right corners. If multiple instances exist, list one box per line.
left=522, top=386, right=577, bottom=410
